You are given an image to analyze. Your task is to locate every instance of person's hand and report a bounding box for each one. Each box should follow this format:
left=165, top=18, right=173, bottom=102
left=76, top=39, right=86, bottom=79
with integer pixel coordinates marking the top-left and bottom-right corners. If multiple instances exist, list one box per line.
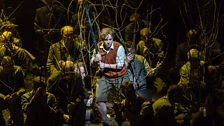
left=157, top=51, right=164, bottom=58
left=4, top=94, right=12, bottom=102
left=99, top=61, right=105, bottom=70
left=121, top=100, right=126, bottom=106
left=175, top=113, right=186, bottom=124
left=11, top=92, right=20, bottom=100
left=143, top=46, right=148, bottom=54
left=87, top=95, right=94, bottom=106
left=5, top=92, right=20, bottom=102
left=59, top=60, right=65, bottom=67
left=63, top=114, right=70, bottom=123
left=208, top=65, right=218, bottom=72
left=94, top=53, right=102, bottom=62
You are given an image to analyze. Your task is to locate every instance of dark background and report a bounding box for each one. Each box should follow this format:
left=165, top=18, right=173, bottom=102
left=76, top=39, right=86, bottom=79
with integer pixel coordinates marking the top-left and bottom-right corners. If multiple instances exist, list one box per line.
left=0, top=0, right=223, bottom=70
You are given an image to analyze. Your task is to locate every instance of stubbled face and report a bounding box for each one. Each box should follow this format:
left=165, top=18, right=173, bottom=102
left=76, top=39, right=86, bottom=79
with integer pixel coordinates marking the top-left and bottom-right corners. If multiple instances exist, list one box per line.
left=103, top=34, right=113, bottom=50
left=62, top=26, right=74, bottom=47
left=79, top=66, right=86, bottom=78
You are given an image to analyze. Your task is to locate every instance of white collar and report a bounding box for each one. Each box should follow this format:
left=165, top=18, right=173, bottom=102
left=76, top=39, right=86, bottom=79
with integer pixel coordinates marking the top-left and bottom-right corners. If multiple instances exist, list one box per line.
left=100, top=41, right=114, bottom=52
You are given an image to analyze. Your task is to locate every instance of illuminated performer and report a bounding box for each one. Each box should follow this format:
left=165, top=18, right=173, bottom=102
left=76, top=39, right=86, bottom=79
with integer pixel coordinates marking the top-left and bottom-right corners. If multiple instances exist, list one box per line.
left=91, top=27, right=129, bottom=125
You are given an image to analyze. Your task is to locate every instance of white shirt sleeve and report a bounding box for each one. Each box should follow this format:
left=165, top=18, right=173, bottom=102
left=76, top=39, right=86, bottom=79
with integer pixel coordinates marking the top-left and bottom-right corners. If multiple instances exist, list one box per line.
left=116, top=45, right=125, bottom=69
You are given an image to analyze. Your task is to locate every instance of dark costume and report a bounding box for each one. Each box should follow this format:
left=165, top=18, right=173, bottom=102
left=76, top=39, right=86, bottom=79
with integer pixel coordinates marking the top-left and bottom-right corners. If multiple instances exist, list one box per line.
left=21, top=91, right=63, bottom=126
left=47, top=33, right=86, bottom=126
left=0, top=63, right=25, bottom=126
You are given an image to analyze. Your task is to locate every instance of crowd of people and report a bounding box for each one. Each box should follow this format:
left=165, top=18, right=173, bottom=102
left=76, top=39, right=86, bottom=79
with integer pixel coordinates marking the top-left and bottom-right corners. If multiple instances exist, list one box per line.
left=0, top=0, right=224, bottom=126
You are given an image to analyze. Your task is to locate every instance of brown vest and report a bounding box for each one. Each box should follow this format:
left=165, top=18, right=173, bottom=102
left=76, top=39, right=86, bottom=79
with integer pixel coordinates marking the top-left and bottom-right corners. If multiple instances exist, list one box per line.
left=98, top=41, right=127, bottom=77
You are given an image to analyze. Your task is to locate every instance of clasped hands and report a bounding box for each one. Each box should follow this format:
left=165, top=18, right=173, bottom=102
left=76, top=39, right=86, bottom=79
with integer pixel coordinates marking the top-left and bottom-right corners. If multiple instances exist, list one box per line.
left=93, top=53, right=105, bottom=70
left=4, top=91, right=20, bottom=102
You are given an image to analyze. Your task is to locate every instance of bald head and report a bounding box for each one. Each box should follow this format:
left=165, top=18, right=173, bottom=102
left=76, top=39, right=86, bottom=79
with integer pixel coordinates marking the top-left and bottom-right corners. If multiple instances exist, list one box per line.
left=61, top=25, right=74, bottom=40
left=61, top=26, right=77, bottom=49
left=187, top=48, right=200, bottom=60
left=61, top=26, right=74, bottom=35
left=0, top=31, right=13, bottom=42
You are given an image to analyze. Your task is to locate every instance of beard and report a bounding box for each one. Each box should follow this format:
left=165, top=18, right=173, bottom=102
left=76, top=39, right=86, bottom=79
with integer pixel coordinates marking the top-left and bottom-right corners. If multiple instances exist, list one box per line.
left=64, top=38, right=74, bottom=47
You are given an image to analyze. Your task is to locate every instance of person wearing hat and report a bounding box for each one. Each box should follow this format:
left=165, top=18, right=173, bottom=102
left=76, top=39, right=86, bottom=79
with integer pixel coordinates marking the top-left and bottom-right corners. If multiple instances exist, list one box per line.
left=21, top=76, right=68, bottom=126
